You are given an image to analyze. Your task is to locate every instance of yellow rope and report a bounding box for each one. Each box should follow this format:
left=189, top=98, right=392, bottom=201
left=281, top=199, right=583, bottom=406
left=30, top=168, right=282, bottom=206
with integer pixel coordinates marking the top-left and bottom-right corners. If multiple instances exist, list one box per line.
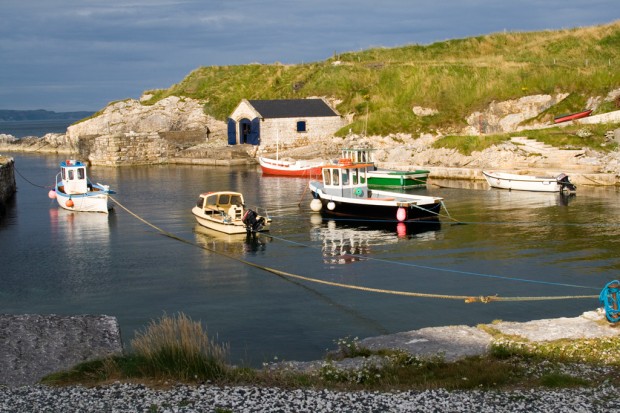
left=110, top=196, right=599, bottom=304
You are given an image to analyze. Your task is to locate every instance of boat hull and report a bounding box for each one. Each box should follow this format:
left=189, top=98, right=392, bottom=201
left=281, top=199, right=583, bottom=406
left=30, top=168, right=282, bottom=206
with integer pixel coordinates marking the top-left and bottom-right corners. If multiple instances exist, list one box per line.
left=367, top=170, right=429, bottom=189
left=554, top=110, right=593, bottom=124
left=192, top=206, right=271, bottom=234
left=54, top=188, right=111, bottom=213
left=309, top=183, right=442, bottom=221
left=259, top=157, right=323, bottom=177
left=313, top=197, right=441, bottom=221
left=482, top=171, right=570, bottom=192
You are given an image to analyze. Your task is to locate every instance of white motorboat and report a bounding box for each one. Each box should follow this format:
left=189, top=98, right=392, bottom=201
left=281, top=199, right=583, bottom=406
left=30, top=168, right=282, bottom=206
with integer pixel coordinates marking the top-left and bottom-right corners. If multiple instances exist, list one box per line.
left=192, top=191, right=271, bottom=234
left=482, top=170, right=576, bottom=192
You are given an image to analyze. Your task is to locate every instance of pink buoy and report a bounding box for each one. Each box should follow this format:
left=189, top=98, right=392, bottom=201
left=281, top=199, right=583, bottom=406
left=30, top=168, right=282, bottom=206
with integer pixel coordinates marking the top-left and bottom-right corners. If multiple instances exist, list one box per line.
left=48, top=190, right=56, bottom=199
left=396, top=207, right=407, bottom=222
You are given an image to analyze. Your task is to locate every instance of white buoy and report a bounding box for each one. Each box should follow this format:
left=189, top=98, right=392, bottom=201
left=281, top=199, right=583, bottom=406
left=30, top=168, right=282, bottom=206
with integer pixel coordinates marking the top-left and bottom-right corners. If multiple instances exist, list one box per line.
left=48, top=190, right=56, bottom=199
left=327, top=201, right=336, bottom=210
left=310, top=198, right=322, bottom=212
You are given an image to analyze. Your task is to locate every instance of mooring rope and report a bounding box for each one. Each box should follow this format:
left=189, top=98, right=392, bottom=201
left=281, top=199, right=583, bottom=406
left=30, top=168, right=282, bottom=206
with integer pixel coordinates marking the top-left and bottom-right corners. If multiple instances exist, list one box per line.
left=13, top=165, right=50, bottom=189
left=266, top=232, right=600, bottom=291
left=109, top=195, right=599, bottom=304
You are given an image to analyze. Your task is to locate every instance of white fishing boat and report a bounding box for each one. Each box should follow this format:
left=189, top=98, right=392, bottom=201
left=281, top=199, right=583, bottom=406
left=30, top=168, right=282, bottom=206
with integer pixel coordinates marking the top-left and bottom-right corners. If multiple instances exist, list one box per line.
left=482, top=170, right=576, bottom=192
left=49, top=160, right=114, bottom=213
left=308, top=160, right=443, bottom=221
left=192, top=191, right=271, bottom=234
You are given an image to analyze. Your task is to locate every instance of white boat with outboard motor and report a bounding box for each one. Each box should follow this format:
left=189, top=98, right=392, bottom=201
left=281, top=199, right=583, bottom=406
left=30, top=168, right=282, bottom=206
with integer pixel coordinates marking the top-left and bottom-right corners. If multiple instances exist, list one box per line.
left=48, top=159, right=114, bottom=213
left=482, top=170, right=576, bottom=192
left=308, top=159, right=443, bottom=222
left=192, top=191, right=271, bottom=234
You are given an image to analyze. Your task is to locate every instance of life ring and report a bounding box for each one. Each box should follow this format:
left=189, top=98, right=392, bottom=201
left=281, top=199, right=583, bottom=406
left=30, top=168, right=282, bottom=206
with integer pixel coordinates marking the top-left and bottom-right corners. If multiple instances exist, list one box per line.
left=354, top=187, right=364, bottom=197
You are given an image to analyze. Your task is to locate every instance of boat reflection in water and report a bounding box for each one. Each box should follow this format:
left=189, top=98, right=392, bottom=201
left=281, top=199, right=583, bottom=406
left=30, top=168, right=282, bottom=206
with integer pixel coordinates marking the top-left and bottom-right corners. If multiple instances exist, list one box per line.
left=49, top=207, right=112, bottom=244
left=309, top=214, right=441, bottom=264
left=486, top=188, right=576, bottom=209
left=193, top=224, right=271, bottom=256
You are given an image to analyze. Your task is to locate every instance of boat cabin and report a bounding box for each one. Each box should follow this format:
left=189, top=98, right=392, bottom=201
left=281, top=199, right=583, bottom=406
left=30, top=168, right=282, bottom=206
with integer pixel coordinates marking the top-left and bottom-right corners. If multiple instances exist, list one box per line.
left=61, top=160, right=91, bottom=194
left=341, top=148, right=376, bottom=164
left=196, top=191, right=245, bottom=220
left=321, top=162, right=375, bottom=198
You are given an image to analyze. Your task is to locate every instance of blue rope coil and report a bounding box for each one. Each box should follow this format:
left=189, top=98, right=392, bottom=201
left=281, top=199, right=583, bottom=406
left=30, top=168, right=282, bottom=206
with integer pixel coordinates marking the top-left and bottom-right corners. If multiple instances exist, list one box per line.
left=599, top=280, right=620, bottom=323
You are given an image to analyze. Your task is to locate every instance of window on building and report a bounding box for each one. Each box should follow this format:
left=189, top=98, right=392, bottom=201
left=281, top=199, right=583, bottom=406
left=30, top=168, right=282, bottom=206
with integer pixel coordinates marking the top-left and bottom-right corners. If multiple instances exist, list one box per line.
left=296, top=121, right=307, bottom=132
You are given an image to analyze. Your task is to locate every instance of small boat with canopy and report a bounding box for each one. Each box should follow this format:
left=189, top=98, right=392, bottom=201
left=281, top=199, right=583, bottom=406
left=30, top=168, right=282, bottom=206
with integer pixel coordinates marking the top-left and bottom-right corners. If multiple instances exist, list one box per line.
left=49, top=160, right=114, bottom=213
left=192, top=191, right=271, bottom=234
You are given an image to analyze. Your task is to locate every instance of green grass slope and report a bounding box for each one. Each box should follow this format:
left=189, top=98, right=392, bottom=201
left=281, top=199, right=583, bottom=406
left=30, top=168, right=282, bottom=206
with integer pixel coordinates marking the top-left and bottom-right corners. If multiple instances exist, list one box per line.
left=144, top=21, right=620, bottom=137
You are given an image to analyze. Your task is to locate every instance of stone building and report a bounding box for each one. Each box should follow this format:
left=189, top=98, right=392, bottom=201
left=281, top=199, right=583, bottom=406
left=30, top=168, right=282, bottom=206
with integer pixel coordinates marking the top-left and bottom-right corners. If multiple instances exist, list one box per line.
left=227, top=98, right=345, bottom=148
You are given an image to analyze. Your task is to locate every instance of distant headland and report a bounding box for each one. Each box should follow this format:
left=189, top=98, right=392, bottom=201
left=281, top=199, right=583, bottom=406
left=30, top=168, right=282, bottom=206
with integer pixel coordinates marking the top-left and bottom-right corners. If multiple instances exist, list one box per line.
left=0, top=110, right=94, bottom=122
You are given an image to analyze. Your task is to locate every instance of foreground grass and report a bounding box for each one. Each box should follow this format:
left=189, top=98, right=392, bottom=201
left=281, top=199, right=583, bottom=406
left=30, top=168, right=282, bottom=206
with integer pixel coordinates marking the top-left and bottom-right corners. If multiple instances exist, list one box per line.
left=41, top=313, right=620, bottom=392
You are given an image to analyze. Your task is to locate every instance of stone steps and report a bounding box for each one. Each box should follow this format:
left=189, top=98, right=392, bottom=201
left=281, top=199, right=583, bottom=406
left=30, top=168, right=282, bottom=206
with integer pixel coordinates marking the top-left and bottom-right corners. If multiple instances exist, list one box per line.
left=509, top=136, right=598, bottom=172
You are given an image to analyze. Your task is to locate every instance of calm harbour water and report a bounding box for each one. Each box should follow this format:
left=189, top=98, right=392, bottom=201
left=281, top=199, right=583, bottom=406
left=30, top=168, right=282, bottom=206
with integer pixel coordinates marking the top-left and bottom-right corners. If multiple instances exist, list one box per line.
left=2, top=153, right=620, bottom=366
left=0, top=119, right=76, bottom=138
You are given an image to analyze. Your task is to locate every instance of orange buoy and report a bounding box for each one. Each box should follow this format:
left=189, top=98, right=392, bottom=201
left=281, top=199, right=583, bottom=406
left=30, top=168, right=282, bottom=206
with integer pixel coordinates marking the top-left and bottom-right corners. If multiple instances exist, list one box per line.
left=66, top=199, right=74, bottom=208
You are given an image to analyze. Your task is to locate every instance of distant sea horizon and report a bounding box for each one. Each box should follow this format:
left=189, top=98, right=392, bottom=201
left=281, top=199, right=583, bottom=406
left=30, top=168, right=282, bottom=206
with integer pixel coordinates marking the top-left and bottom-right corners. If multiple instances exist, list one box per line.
left=0, top=119, right=75, bottom=138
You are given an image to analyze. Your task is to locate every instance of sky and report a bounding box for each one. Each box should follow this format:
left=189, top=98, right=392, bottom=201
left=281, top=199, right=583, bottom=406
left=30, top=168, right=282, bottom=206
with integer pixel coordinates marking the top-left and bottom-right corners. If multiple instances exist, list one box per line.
left=2, top=1, right=619, bottom=112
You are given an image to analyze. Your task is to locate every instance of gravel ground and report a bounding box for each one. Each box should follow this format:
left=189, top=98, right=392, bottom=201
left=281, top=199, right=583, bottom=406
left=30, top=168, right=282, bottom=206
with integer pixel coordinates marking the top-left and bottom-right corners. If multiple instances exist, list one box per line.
left=1, top=383, right=619, bottom=413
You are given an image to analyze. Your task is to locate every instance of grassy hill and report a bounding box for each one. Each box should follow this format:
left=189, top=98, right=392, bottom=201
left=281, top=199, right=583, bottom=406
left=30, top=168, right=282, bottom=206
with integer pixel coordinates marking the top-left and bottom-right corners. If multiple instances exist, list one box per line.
left=143, top=21, right=620, bottom=137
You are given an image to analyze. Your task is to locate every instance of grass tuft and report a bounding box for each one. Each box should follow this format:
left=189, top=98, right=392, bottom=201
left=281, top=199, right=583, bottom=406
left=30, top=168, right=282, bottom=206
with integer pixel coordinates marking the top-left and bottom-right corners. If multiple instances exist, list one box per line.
left=131, top=312, right=230, bottom=381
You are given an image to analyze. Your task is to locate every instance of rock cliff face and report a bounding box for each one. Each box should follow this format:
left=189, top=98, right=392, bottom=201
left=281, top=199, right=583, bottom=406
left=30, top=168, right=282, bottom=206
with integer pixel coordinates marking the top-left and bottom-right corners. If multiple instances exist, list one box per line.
left=464, top=94, right=569, bottom=135
left=65, top=96, right=227, bottom=165
left=67, top=96, right=218, bottom=138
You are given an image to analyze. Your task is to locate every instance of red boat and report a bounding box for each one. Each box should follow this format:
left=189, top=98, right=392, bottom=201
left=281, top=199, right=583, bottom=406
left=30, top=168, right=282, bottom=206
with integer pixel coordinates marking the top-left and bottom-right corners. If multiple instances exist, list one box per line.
left=258, top=156, right=325, bottom=177
left=554, top=109, right=593, bottom=124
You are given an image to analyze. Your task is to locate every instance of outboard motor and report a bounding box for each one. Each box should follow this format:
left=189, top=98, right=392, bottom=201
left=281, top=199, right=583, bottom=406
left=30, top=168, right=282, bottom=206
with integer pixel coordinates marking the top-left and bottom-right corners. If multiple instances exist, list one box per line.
left=242, top=209, right=265, bottom=233
left=556, top=173, right=577, bottom=192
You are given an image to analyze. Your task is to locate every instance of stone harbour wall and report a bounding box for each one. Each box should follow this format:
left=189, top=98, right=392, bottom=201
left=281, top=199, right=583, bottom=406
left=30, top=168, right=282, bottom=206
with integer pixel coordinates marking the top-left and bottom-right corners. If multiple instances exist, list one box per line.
left=0, top=314, right=123, bottom=386
left=0, top=156, right=16, bottom=214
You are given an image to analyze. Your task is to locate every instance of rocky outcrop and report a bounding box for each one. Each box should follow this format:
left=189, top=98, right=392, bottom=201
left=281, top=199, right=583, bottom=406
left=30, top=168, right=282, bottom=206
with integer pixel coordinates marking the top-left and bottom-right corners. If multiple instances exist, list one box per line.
left=62, top=96, right=228, bottom=165
left=464, top=93, right=569, bottom=135
left=67, top=96, right=220, bottom=138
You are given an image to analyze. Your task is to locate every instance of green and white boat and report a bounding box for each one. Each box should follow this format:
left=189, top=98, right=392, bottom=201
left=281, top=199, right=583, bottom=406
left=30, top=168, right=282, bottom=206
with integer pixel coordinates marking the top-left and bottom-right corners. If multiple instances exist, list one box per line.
left=340, top=148, right=430, bottom=189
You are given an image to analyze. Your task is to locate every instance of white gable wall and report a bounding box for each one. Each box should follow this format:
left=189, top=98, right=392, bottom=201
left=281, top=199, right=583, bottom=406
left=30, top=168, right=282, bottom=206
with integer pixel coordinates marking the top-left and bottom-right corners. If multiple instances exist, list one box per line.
left=228, top=99, right=346, bottom=147
left=259, top=117, right=345, bottom=149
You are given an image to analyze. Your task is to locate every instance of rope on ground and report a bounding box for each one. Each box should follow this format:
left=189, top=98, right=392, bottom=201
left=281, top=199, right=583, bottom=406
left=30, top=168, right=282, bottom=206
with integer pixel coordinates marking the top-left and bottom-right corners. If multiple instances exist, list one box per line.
left=109, top=195, right=599, bottom=304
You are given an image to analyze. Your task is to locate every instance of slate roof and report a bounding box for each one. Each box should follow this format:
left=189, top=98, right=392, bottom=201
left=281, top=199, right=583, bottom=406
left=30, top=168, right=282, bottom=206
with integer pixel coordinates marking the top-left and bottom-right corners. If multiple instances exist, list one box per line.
left=248, top=99, right=338, bottom=118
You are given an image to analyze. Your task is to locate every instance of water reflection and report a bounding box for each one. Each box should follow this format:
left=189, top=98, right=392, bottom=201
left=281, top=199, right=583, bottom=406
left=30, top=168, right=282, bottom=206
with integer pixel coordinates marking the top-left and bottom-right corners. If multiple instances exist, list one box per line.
left=193, top=224, right=271, bottom=256
left=49, top=208, right=111, bottom=244
left=48, top=208, right=113, bottom=294
left=310, top=215, right=441, bottom=264
left=485, top=189, right=576, bottom=209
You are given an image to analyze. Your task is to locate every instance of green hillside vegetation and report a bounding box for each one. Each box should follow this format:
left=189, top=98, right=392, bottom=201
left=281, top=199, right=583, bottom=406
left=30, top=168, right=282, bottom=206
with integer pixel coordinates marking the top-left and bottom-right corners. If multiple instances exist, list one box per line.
left=144, top=21, right=620, bottom=138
